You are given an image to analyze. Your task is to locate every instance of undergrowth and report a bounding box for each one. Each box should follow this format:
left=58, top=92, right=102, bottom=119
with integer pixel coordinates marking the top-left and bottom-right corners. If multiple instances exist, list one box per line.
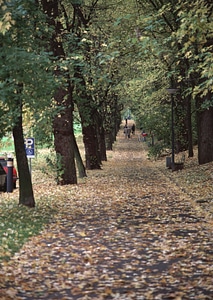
left=147, top=143, right=166, bottom=160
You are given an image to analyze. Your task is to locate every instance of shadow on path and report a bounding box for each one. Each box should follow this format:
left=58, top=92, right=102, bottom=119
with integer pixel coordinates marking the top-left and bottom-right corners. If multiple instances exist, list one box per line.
left=0, top=129, right=213, bottom=300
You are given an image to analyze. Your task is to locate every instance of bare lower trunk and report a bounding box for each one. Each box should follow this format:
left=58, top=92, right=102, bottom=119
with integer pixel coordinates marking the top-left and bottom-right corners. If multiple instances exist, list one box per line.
left=82, top=124, right=101, bottom=170
left=74, top=136, right=87, bottom=178
left=53, top=89, right=77, bottom=184
left=197, top=102, right=213, bottom=164
left=13, top=102, right=35, bottom=207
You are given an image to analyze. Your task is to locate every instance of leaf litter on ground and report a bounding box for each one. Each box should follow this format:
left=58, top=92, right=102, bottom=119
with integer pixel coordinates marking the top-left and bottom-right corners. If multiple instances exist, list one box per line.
left=0, top=129, right=213, bottom=299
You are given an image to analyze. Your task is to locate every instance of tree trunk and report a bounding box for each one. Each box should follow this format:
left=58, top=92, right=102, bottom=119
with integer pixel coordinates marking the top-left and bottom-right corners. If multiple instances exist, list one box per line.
left=41, top=0, right=77, bottom=184
left=104, top=95, right=122, bottom=150
left=82, top=124, right=101, bottom=170
left=99, top=125, right=107, bottom=161
left=197, top=94, right=213, bottom=164
left=13, top=99, right=35, bottom=207
left=186, top=95, right=194, bottom=157
left=53, top=87, right=77, bottom=184
left=95, top=112, right=107, bottom=161
left=105, top=132, right=113, bottom=151
left=74, top=136, right=87, bottom=178
left=174, top=93, right=188, bottom=153
left=74, top=68, right=102, bottom=170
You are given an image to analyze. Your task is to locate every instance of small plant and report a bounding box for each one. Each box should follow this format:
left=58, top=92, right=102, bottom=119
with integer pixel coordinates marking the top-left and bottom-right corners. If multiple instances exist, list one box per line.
left=147, top=143, right=165, bottom=160
left=43, top=152, right=64, bottom=184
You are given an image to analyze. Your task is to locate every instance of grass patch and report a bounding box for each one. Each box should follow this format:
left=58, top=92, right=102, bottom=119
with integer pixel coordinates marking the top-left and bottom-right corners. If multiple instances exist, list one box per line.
left=0, top=196, right=56, bottom=263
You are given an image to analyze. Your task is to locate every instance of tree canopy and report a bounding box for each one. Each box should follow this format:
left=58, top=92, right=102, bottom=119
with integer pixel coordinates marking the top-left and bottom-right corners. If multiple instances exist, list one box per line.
left=0, top=0, right=212, bottom=205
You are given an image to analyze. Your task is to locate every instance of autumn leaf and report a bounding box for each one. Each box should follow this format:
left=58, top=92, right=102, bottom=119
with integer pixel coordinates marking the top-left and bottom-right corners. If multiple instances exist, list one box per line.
left=0, top=129, right=212, bottom=299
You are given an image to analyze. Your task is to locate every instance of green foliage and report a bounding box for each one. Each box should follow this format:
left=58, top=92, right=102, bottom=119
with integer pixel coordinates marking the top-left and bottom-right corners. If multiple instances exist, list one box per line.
left=44, top=152, right=64, bottom=184
left=0, top=1, right=15, bottom=34
left=175, top=0, right=213, bottom=99
left=0, top=136, right=14, bottom=152
left=1, top=0, right=212, bottom=168
left=0, top=0, right=63, bottom=142
left=70, top=0, right=83, bottom=5
left=147, top=143, right=166, bottom=161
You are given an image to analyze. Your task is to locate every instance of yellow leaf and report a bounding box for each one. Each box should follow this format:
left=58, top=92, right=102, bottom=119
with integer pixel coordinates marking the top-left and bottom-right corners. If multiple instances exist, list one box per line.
left=79, top=231, right=86, bottom=237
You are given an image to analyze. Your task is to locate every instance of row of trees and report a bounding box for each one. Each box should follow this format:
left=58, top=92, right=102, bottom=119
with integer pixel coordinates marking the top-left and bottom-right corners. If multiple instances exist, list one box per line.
left=0, top=0, right=212, bottom=207
left=123, top=0, right=213, bottom=162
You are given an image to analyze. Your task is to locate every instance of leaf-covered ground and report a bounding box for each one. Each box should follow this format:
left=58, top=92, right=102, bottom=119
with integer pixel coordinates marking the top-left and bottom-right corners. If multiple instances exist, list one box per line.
left=0, top=130, right=213, bottom=299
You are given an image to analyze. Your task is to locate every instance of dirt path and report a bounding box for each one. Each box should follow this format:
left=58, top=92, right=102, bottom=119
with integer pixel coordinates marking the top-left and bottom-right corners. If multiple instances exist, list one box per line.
left=0, top=130, right=213, bottom=299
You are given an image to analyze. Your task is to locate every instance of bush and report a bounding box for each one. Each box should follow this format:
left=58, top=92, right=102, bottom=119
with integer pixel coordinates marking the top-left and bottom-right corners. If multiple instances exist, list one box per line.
left=147, top=143, right=165, bottom=160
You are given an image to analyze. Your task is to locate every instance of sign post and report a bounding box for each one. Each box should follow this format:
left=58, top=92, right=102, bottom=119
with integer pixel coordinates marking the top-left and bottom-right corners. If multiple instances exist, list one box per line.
left=24, top=138, right=35, bottom=176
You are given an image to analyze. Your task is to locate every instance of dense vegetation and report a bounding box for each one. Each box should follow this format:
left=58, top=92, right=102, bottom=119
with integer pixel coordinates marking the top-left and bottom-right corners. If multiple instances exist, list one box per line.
left=0, top=0, right=212, bottom=206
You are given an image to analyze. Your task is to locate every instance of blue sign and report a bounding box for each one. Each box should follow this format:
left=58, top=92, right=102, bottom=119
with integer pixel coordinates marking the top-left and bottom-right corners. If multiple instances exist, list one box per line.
left=24, top=138, right=35, bottom=158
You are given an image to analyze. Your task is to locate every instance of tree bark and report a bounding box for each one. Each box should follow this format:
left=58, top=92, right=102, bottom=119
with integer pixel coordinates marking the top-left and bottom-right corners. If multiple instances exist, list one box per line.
left=53, top=87, right=77, bottom=184
left=105, top=133, right=113, bottom=151
left=13, top=97, right=35, bottom=207
left=82, top=124, right=101, bottom=170
left=74, top=136, right=87, bottom=178
left=104, top=95, right=121, bottom=151
left=197, top=93, right=213, bottom=164
left=41, top=0, right=77, bottom=184
left=74, top=68, right=102, bottom=170
left=186, top=94, right=194, bottom=157
left=95, top=112, right=107, bottom=162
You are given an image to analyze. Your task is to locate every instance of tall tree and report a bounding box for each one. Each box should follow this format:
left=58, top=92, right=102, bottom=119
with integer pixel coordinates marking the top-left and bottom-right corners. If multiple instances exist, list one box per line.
left=74, top=67, right=102, bottom=169
left=175, top=0, right=213, bottom=164
left=0, top=1, right=45, bottom=207
left=70, top=0, right=129, bottom=164
left=40, top=0, right=77, bottom=183
left=70, top=1, right=104, bottom=169
left=134, top=0, right=213, bottom=164
left=0, top=0, right=63, bottom=204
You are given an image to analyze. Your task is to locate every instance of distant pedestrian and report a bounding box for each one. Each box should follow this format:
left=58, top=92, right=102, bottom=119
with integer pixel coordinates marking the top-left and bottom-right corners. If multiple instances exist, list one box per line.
left=127, top=126, right=131, bottom=138
left=142, top=130, right=147, bottom=141
left=123, top=125, right=128, bottom=139
left=132, top=123, right=135, bottom=135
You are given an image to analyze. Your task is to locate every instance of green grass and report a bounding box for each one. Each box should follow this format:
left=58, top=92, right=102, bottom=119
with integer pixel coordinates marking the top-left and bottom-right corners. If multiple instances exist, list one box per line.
left=0, top=137, right=15, bottom=153
left=0, top=197, right=56, bottom=263
left=0, top=134, right=84, bottom=264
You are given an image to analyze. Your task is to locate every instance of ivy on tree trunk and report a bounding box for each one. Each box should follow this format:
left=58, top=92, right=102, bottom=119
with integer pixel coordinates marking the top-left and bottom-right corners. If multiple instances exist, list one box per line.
left=41, top=0, right=77, bottom=184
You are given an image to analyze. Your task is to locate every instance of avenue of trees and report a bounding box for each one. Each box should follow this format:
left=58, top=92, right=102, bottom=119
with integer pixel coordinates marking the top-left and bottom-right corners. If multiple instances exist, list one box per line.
left=0, top=0, right=212, bottom=207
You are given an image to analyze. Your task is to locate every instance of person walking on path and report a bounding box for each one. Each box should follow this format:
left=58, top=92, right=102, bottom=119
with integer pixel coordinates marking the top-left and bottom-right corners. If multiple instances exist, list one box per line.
left=127, top=126, right=131, bottom=138
left=124, top=125, right=131, bottom=139
left=131, top=123, right=135, bottom=135
left=123, top=125, right=128, bottom=138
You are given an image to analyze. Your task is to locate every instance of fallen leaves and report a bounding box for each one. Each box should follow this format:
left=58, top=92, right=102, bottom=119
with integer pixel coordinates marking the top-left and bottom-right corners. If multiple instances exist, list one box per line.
left=0, top=132, right=213, bottom=299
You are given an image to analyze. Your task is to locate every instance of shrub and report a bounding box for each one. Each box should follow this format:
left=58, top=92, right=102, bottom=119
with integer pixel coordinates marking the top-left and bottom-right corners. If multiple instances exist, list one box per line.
left=147, top=143, right=165, bottom=160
